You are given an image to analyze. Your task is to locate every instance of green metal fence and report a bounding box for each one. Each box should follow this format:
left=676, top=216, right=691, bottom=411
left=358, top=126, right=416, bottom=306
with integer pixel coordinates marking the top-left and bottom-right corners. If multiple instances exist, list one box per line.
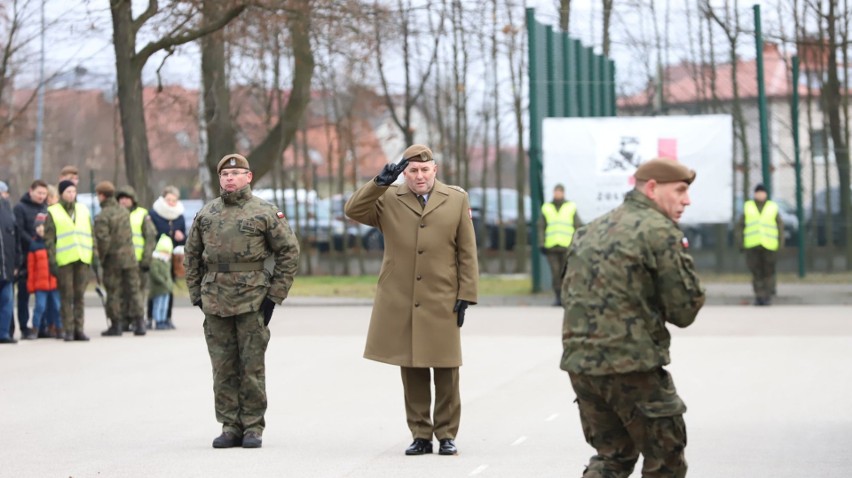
left=526, top=8, right=617, bottom=292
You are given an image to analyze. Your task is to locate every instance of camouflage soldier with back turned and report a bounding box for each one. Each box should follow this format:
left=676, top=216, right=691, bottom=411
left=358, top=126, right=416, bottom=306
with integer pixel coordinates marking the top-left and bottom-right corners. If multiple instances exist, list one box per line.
left=561, top=159, right=705, bottom=478
left=95, top=181, right=146, bottom=337
left=184, top=153, right=300, bottom=449
left=116, top=185, right=158, bottom=330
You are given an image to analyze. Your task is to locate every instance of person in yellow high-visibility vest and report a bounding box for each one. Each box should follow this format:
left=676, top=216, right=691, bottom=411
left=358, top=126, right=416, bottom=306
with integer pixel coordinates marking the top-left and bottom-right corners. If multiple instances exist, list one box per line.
left=117, top=185, right=157, bottom=330
left=539, top=184, right=582, bottom=306
left=44, top=180, right=93, bottom=341
left=736, top=183, right=783, bottom=306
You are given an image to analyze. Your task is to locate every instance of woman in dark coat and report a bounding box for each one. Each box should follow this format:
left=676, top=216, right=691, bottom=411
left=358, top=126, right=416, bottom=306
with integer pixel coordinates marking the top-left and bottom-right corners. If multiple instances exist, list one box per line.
left=147, top=185, right=186, bottom=329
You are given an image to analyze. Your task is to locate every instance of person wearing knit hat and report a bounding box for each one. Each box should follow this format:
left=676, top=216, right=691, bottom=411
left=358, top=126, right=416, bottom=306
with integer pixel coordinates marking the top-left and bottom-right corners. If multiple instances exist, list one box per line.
left=44, top=175, right=91, bottom=341
left=735, top=182, right=783, bottom=306
left=559, top=157, right=704, bottom=477
left=94, top=180, right=146, bottom=337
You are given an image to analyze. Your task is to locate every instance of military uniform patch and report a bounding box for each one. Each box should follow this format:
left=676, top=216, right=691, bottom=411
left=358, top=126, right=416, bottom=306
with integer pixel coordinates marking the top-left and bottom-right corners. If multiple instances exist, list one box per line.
left=681, top=236, right=689, bottom=249
left=277, top=211, right=285, bottom=219
left=229, top=158, right=236, bottom=166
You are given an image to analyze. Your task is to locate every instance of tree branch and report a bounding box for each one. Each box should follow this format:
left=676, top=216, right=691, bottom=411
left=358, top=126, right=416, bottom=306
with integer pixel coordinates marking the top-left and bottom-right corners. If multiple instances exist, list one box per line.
left=135, top=4, right=246, bottom=67
left=131, top=0, right=159, bottom=35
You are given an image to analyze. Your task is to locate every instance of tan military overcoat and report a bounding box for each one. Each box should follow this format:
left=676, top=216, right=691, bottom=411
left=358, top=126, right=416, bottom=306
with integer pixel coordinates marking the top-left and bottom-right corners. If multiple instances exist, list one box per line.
left=345, top=180, right=479, bottom=368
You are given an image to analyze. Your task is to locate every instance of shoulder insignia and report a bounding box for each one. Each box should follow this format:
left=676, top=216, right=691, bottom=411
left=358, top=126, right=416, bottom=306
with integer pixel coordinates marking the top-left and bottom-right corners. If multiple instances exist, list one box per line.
left=448, top=185, right=466, bottom=194
left=681, top=236, right=689, bottom=249
left=277, top=211, right=285, bottom=220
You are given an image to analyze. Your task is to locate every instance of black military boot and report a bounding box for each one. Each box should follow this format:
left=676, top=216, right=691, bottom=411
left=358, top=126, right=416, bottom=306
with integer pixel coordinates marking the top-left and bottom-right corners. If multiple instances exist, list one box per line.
left=133, top=317, right=147, bottom=336
left=101, top=321, right=123, bottom=337
left=242, top=431, right=262, bottom=448
left=212, top=431, right=242, bottom=448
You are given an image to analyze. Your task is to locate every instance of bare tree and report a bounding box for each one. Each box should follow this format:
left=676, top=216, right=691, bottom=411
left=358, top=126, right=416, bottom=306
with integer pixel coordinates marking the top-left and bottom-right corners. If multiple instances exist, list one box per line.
left=109, top=0, right=246, bottom=205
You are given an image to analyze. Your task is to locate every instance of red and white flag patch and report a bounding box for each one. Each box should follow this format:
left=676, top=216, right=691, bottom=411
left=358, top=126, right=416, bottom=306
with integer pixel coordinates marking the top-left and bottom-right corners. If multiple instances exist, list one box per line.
left=681, top=236, right=689, bottom=249
left=277, top=211, right=285, bottom=219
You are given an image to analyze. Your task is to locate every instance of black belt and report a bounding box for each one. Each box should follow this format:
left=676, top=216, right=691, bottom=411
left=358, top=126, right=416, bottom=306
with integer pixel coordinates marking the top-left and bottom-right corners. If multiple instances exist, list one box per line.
left=206, top=262, right=265, bottom=272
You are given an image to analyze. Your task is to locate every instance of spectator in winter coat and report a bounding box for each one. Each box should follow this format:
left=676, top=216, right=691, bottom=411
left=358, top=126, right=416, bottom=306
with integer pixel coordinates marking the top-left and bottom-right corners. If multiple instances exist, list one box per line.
left=148, top=186, right=186, bottom=328
left=27, top=214, right=61, bottom=339
left=13, top=179, right=49, bottom=339
left=0, top=182, right=22, bottom=344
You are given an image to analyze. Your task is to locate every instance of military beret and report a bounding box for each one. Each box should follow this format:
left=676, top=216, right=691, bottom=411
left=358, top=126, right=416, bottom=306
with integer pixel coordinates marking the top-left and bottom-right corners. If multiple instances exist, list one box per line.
left=634, top=158, right=696, bottom=185
left=402, top=144, right=434, bottom=162
left=217, top=153, right=250, bottom=174
left=95, top=181, right=116, bottom=196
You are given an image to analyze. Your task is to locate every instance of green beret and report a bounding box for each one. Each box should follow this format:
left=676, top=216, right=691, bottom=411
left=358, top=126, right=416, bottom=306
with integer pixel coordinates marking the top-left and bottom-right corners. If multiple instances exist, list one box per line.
left=402, top=144, right=433, bottom=162
left=634, top=158, right=696, bottom=185
left=217, top=154, right=250, bottom=174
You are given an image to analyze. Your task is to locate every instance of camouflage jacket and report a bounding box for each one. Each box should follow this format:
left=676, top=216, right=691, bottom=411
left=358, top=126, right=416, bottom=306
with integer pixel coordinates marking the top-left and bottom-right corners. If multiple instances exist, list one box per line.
left=94, top=197, right=137, bottom=269
left=184, top=185, right=300, bottom=317
left=560, top=190, right=705, bottom=376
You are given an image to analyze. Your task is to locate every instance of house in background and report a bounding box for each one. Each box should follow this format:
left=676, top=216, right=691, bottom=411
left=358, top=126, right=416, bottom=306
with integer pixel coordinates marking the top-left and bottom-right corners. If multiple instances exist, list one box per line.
left=618, top=42, right=837, bottom=221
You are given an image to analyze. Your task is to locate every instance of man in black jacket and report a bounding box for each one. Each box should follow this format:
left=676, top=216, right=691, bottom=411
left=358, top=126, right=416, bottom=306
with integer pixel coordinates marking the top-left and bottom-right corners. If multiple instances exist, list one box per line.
left=12, top=180, right=48, bottom=339
left=0, top=181, right=22, bottom=344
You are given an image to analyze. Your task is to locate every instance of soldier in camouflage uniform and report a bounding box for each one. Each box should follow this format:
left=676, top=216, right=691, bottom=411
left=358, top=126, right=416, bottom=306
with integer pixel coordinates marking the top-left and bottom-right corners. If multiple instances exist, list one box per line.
left=117, top=185, right=157, bottom=329
left=94, top=181, right=145, bottom=337
left=561, top=159, right=705, bottom=478
left=184, top=153, right=300, bottom=449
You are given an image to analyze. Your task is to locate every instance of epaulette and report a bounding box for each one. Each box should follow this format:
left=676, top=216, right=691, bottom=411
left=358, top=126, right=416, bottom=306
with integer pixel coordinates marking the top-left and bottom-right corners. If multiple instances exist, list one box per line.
left=447, top=185, right=466, bottom=194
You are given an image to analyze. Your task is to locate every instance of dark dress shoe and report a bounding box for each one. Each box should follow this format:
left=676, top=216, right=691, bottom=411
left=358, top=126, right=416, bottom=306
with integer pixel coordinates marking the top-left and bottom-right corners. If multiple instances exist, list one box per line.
left=405, top=438, right=433, bottom=455
left=212, top=431, right=242, bottom=448
left=439, top=438, right=458, bottom=455
left=242, top=431, right=262, bottom=448
left=74, top=333, right=90, bottom=341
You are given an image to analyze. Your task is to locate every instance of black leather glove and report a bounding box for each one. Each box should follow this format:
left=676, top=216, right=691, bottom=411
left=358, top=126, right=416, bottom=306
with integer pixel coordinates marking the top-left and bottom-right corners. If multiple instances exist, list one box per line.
left=49, top=262, right=59, bottom=278
left=260, top=297, right=276, bottom=326
left=453, top=299, right=469, bottom=327
left=193, top=299, right=202, bottom=311
left=374, top=159, right=409, bottom=186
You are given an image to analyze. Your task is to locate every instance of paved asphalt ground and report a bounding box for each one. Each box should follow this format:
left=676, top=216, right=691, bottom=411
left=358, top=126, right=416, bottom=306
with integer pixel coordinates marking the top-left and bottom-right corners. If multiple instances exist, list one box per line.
left=2, top=292, right=851, bottom=477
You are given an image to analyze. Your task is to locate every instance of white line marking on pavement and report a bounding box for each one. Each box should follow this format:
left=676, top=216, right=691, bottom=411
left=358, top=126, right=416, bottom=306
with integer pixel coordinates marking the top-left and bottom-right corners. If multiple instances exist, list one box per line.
left=546, top=413, right=560, bottom=422
left=511, top=436, right=527, bottom=446
left=469, top=464, right=489, bottom=476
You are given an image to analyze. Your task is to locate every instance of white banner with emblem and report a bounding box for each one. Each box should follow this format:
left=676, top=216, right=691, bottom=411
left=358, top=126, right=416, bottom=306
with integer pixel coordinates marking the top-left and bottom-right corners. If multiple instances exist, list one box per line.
left=542, top=115, right=733, bottom=225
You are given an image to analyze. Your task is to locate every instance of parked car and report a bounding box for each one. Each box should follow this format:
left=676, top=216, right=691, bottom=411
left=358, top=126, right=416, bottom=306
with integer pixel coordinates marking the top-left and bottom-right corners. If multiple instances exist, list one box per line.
left=467, top=187, right=532, bottom=250
left=807, top=186, right=852, bottom=246
left=330, top=193, right=384, bottom=251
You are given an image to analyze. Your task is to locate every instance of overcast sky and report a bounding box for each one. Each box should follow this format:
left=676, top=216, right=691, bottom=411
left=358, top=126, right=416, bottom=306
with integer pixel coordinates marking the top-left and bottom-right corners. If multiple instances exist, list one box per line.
left=20, top=0, right=789, bottom=93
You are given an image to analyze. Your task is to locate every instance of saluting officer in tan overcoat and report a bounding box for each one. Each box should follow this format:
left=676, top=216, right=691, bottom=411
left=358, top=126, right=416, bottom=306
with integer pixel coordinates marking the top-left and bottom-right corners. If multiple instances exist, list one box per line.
left=345, top=144, right=479, bottom=457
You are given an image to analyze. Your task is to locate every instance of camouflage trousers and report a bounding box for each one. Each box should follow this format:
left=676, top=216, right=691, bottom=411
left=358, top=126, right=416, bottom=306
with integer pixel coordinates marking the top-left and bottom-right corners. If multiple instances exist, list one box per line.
left=56, top=261, right=89, bottom=336
left=204, top=310, right=271, bottom=435
left=103, top=263, right=143, bottom=325
left=544, top=248, right=568, bottom=296
left=569, top=368, right=688, bottom=478
left=745, top=247, right=776, bottom=301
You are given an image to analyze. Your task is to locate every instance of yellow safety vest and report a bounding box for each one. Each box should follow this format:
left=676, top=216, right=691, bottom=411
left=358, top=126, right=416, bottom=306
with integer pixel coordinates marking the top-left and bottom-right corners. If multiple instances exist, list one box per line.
left=48, top=203, right=93, bottom=266
left=129, top=207, right=149, bottom=262
left=541, top=201, right=577, bottom=248
left=743, top=200, right=779, bottom=251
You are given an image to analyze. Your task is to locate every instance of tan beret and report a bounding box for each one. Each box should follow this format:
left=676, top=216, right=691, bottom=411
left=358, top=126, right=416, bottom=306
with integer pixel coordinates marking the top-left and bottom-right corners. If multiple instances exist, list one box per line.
left=217, top=153, right=250, bottom=174
left=402, top=144, right=434, bottom=162
left=634, top=158, right=696, bottom=185
left=95, top=181, right=116, bottom=196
